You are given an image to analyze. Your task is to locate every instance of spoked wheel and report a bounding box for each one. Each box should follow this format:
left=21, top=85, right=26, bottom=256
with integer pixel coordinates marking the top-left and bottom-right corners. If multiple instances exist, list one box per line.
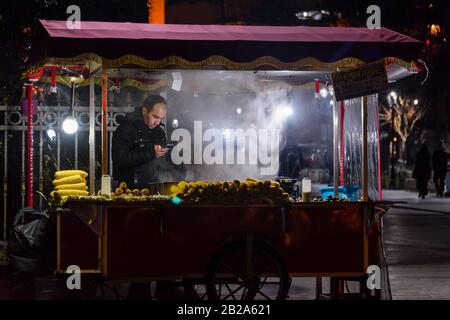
left=205, top=242, right=290, bottom=300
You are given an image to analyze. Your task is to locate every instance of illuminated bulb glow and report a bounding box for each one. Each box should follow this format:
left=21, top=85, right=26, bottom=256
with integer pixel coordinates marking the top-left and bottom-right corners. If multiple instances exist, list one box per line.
left=62, top=116, right=78, bottom=134
left=319, top=88, right=328, bottom=98
left=281, top=106, right=293, bottom=117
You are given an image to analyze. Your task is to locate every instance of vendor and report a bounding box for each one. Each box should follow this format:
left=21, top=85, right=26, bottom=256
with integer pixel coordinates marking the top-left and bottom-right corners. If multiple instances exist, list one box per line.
left=112, top=95, right=186, bottom=299
left=112, top=94, right=170, bottom=188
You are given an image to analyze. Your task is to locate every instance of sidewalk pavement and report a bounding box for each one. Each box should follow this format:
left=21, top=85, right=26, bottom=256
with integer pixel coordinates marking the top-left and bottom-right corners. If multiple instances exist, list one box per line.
left=382, top=189, right=450, bottom=300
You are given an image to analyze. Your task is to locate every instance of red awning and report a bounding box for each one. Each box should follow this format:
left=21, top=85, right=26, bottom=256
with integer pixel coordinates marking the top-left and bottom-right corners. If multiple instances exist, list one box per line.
left=31, top=20, right=422, bottom=70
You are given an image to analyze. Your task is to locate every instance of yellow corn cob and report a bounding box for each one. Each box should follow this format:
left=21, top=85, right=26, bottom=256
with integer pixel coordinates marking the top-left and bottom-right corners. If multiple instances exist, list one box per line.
left=170, top=185, right=180, bottom=194
left=55, top=170, right=88, bottom=178
left=53, top=189, right=89, bottom=196
left=53, top=175, right=84, bottom=186
left=55, top=182, right=87, bottom=190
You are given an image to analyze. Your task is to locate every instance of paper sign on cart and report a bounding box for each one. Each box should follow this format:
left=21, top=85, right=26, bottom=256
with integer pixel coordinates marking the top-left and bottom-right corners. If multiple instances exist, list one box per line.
left=331, top=62, right=388, bottom=101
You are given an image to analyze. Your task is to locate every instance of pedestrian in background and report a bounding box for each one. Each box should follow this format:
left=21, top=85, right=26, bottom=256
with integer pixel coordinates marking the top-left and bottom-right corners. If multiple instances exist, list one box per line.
left=413, top=144, right=431, bottom=199
left=432, top=144, right=448, bottom=197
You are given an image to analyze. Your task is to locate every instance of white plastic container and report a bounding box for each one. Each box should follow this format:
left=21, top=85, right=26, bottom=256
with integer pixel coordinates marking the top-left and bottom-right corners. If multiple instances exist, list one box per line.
left=100, top=174, right=111, bottom=198
left=302, top=177, right=311, bottom=202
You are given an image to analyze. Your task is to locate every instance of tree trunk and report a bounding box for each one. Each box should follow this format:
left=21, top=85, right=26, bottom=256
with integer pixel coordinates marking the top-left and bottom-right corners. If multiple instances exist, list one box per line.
left=399, top=140, right=406, bottom=165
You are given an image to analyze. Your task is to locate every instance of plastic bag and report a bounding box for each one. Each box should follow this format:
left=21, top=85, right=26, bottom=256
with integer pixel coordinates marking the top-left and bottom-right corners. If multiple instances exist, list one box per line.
left=7, top=207, right=55, bottom=298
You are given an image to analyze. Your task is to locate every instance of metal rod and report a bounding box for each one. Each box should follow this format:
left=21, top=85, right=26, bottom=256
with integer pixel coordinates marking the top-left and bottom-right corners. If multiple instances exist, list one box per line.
left=57, top=130, right=61, bottom=170
left=362, top=96, right=369, bottom=201
left=101, top=65, right=108, bottom=176
left=339, top=101, right=345, bottom=186
left=71, top=83, right=75, bottom=110
left=89, top=72, right=96, bottom=194
left=21, top=130, right=25, bottom=209
left=109, top=130, right=113, bottom=177
left=374, top=97, right=383, bottom=200
left=333, top=100, right=339, bottom=197
left=57, top=105, right=61, bottom=170
left=75, top=130, right=78, bottom=169
left=39, top=129, right=43, bottom=210
left=27, top=85, right=33, bottom=208
left=3, top=110, right=8, bottom=242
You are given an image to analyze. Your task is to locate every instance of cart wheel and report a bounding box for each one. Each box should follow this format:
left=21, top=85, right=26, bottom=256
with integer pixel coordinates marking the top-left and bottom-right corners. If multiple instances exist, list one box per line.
left=205, top=242, right=289, bottom=300
left=182, top=279, right=208, bottom=300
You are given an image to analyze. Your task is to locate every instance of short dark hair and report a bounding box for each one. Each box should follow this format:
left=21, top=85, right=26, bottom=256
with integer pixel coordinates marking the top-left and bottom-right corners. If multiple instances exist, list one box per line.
left=142, top=95, right=167, bottom=111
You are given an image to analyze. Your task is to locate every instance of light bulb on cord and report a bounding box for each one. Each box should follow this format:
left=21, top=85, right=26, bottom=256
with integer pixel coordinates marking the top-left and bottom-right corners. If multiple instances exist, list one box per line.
left=62, top=115, right=78, bottom=134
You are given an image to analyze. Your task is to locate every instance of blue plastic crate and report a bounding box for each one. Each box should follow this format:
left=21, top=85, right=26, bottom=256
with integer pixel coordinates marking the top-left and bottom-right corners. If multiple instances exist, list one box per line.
left=320, top=185, right=360, bottom=201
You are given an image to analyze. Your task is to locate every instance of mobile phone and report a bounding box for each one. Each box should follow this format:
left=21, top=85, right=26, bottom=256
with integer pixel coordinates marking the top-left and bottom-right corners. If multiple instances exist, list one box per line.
left=164, top=142, right=176, bottom=149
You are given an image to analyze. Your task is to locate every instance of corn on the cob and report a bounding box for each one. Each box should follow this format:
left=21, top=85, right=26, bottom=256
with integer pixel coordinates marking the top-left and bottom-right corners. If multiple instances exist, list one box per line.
left=55, top=182, right=87, bottom=190
left=52, top=189, right=89, bottom=196
left=52, top=175, right=84, bottom=186
left=55, top=170, right=88, bottom=178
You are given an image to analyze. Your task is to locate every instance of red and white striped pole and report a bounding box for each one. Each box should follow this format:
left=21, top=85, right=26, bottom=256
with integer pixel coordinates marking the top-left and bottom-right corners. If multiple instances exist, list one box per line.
left=27, top=84, right=34, bottom=208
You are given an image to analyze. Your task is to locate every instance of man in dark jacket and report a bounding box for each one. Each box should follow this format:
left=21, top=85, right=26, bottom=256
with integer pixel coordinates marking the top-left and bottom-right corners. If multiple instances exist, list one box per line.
left=112, top=95, right=186, bottom=299
left=413, top=144, right=432, bottom=199
left=112, top=95, right=169, bottom=188
left=432, top=145, right=448, bottom=197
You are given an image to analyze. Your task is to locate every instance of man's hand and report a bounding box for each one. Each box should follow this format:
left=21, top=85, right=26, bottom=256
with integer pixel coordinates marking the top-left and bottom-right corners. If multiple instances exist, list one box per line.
left=154, top=145, right=169, bottom=158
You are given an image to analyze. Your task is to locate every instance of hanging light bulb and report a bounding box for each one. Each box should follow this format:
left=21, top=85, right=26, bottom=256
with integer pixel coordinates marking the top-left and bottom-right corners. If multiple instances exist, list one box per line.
left=62, top=115, right=78, bottom=134
left=62, top=81, right=79, bottom=134
left=319, top=87, right=328, bottom=98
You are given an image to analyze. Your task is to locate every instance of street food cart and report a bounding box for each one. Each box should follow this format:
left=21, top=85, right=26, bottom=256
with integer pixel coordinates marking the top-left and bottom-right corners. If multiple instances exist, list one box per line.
left=24, top=20, right=422, bottom=299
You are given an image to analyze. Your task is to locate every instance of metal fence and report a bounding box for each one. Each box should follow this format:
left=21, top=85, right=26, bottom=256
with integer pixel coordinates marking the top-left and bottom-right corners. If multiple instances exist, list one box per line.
left=0, top=104, right=135, bottom=254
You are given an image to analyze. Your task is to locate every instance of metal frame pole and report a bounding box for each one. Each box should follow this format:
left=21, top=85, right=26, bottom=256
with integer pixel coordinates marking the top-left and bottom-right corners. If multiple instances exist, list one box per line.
left=339, top=101, right=345, bottom=186
left=109, top=130, right=113, bottom=177
left=3, top=109, right=8, bottom=242
left=27, top=84, right=34, bottom=208
left=21, top=131, right=25, bottom=209
left=57, top=104, right=61, bottom=170
left=333, top=100, right=339, bottom=197
left=362, top=96, right=369, bottom=201
left=74, top=131, right=78, bottom=169
left=101, top=64, right=108, bottom=176
left=39, top=129, right=43, bottom=210
left=89, top=65, right=96, bottom=193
